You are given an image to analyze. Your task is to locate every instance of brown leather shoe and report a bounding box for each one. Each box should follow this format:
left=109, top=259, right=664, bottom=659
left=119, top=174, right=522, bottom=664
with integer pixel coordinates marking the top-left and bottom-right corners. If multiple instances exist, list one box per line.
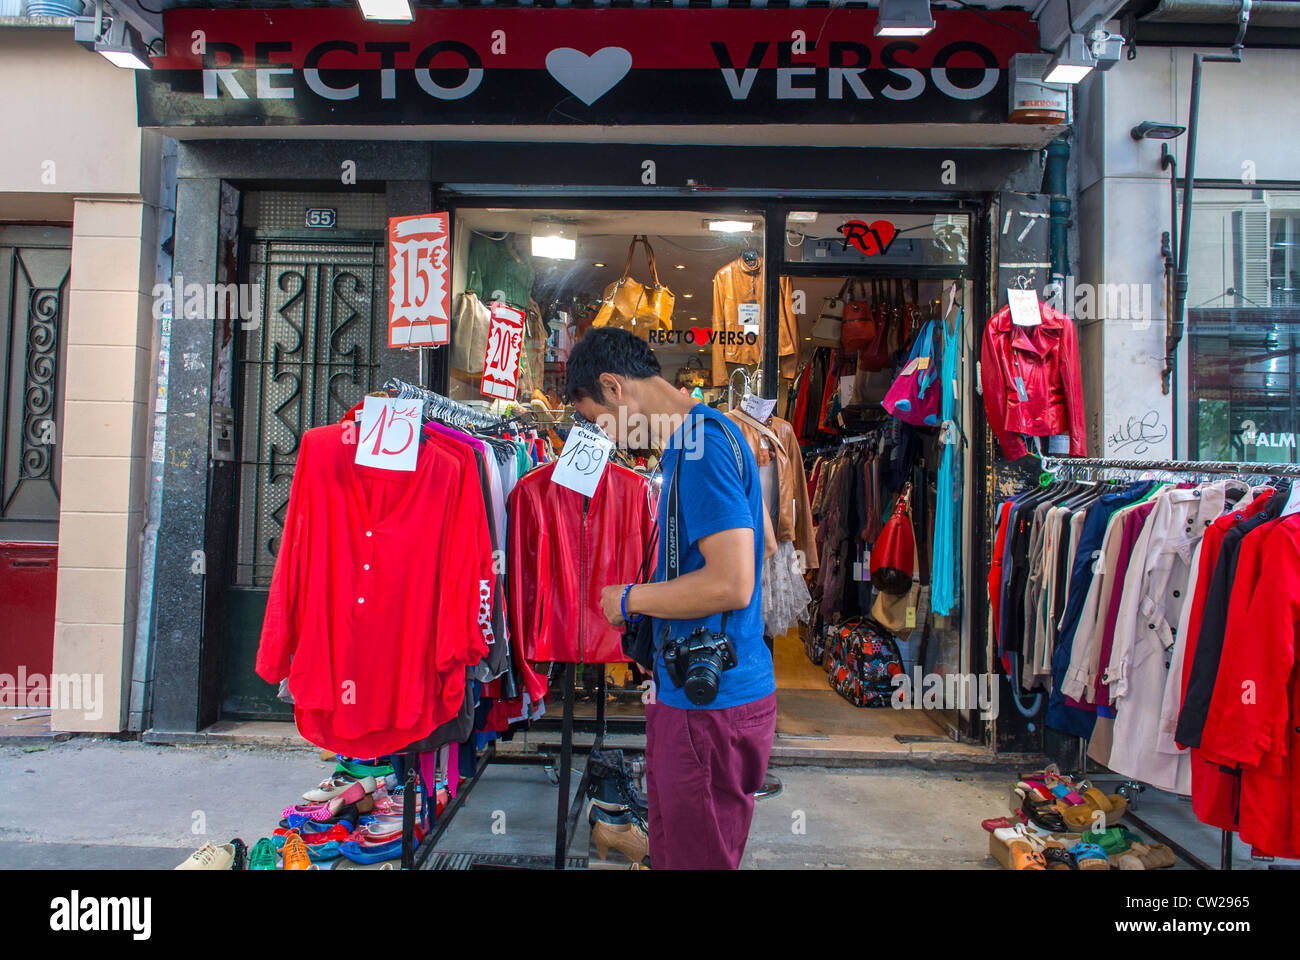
left=592, top=818, right=649, bottom=865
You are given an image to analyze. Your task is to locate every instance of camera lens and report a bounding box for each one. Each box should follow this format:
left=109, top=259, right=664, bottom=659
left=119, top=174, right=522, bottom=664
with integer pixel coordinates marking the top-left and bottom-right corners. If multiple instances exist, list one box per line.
left=684, top=656, right=723, bottom=705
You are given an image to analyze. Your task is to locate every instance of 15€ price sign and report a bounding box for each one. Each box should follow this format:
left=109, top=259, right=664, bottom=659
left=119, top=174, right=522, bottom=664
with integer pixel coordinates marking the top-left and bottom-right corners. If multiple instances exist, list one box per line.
left=354, top=396, right=421, bottom=472
left=480, top=302, right=525, bottom=402
left=387, top=212, right=450, bottom=348
left=551, top=422, right=614, bottom=498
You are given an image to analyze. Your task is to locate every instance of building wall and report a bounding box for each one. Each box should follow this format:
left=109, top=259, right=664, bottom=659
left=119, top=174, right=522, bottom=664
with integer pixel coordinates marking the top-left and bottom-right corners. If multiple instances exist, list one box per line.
left=1077, top=44, right=1300, bottom=461
left=0, top=24, right=162, bottom=732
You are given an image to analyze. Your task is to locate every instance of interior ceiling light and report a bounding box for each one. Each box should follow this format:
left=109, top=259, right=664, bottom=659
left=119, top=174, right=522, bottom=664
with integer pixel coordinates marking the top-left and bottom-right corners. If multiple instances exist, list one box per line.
left=531, top=222, right=576, bottom=260
left=674, top=263, right=686, bottom=269
left=875, top=0, right=935, bottom=37
left=357, top=0, right=414, bottom=21
left=706, top=219, right=755, bottom=234
left=787, top=211, right=819, bottom=223
left=593, top=262, right=606, bottom=268
left=1043, top=34, right=1095, bottom=85
left=1131, top=121, right=1187, bottom=141
left=75, top=7, right=151, bottom=70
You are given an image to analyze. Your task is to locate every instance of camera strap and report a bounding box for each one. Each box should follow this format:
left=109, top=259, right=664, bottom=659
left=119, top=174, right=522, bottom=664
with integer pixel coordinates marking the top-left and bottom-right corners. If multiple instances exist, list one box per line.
left=665, top=412, right=748, bottom=636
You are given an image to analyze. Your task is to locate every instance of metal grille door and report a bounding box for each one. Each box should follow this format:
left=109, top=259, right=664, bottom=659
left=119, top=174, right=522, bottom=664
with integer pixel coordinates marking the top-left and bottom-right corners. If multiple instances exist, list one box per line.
left=234, top=238, right=384, bottom=586
left=0, top=226, right=70, bottom=543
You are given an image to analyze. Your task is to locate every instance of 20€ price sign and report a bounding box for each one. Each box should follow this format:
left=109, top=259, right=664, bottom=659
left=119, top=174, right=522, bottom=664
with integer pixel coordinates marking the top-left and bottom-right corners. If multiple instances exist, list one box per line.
left=480, top=302, right=525, bottom=402
left=551, top=422, right=614, bottom=498
left=354, top=396, right=421, bottom=472
left=387, top=212, right=450, bottom=348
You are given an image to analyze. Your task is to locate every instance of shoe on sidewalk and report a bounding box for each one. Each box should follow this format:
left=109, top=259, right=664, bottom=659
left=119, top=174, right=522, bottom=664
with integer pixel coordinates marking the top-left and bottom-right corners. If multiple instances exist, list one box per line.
left=174, top=842, right=237, bottom=870
left=248, top=838, right=277, bottom=870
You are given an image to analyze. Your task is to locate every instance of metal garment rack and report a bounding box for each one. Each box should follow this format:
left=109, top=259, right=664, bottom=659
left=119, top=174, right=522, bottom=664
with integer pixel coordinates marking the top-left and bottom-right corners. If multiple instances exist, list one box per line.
left=378, top=377, right=608, bottom=868
left=1037, top=454, right=1300, bottom=870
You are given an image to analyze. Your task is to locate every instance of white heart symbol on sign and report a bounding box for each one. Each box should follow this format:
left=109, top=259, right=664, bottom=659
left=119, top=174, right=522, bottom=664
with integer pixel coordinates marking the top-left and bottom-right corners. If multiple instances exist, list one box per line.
left=544, top=47, right=633, bottom=106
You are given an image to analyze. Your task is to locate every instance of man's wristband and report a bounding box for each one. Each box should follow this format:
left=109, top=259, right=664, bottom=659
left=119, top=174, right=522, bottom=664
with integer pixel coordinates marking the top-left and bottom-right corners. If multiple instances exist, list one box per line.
left=621, top=584, right=644, bottom=623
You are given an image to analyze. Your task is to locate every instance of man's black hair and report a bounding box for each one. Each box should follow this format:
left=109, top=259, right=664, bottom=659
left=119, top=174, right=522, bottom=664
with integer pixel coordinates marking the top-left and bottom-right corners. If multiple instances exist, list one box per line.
left=565, top=327, right=661, bottom=404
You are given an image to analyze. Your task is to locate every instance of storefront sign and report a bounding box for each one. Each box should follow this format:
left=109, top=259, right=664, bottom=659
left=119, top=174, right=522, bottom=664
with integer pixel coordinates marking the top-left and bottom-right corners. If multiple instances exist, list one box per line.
left=838, top=220, right=898, bottom=256
left=138, top=9, right=1037, bottom=127
left=355, top=396, right=421, bottom=472
left=387, top=212, right=450, bottom=348
left=481, top=302, right=525, bottom=402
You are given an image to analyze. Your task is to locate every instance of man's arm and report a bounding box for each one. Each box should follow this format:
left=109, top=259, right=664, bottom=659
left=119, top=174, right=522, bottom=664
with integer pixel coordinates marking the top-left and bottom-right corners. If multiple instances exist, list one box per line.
left=600, top=527, right=754, bottom=625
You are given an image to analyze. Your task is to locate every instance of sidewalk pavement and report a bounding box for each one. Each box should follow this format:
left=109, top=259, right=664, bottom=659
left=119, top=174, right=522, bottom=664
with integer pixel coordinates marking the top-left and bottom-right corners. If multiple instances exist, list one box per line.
left=0, top=737, right=1279, bottom=870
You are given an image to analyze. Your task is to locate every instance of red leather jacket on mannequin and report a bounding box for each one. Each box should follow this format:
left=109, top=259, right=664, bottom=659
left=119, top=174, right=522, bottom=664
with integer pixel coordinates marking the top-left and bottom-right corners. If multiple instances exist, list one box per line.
left=980, top=300, right=1087, bottom=460
left=508, top=460, right=657, bottom=664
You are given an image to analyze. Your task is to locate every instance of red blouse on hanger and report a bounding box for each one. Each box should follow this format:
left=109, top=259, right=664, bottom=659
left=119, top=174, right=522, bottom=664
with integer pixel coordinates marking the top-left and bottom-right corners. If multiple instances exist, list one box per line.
left=256, top=422, right=496, bottom=757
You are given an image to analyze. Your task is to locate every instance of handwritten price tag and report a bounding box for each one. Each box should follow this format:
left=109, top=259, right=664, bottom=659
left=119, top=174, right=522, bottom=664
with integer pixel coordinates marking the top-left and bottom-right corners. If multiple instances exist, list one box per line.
left=1007, top=288, right=1041, bottom=327
left=481, top=302, right=526, bottom=401
left=354, top=396, right=420, bottom=472
left=551, top=423, right=614, bottom=498
left=388, top=212, right=450, bottom=348
left=740, top=392, right=776, bottom=422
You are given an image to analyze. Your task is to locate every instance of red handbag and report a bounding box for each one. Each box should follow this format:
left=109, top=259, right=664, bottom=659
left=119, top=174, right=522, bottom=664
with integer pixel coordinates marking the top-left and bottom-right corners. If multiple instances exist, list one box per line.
left=840, top=280, right=878, bottom=354
left=870, top=482, right=915, bottom=595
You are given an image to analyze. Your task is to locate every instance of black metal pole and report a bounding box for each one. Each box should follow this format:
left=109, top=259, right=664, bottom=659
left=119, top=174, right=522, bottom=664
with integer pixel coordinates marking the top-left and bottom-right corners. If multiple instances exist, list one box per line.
left=555, top=662, right=576, bottom=869
left=1167, top=0, right=1253, bottom=393
left=401, top=756, right=418, bottom=870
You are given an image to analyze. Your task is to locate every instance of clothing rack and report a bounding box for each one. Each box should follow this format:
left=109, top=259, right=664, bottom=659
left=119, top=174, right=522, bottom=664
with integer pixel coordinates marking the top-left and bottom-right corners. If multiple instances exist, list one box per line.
left=383, top=376, right=533, bottom=434
left=1035, top=454, right=1300, bottom=870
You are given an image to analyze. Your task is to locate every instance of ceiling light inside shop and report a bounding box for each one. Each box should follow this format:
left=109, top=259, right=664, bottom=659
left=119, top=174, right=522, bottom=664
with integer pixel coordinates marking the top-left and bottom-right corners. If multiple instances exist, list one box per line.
left=675, top=264, right=686, bottom=269
left=593, top=262, right=606, bottom=268
left=875, top=0, right=935, bottom=37
left=706, top=219, right=755, bottom=234
left=357, top=0, right=414, bottom=21
left=1043, top=34, right=1095, bottom=85
left=531, top=222, right=576, bottom=260
left=787, top=211, right=819, bottom=223
left=683, top=293, right=694, bottom=299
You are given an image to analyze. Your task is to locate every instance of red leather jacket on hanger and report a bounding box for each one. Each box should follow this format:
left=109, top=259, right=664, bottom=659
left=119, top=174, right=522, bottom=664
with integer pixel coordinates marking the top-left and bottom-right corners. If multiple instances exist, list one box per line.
left=508, top=460, right=657, bottom=664
left=980, top=301, right=1087, bottom=460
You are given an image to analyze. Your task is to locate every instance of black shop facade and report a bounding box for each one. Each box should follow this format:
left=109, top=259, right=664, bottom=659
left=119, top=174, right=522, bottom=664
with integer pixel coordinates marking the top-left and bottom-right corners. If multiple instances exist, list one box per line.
left=136, top=5, right=1063, bottom=759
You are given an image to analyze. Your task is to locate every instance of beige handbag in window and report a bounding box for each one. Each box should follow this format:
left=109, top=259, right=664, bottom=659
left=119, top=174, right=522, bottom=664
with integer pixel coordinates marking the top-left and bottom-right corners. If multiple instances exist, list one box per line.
left=450, top=291, right=492, bottom=376
left=809, top=278, right=852, bottom=347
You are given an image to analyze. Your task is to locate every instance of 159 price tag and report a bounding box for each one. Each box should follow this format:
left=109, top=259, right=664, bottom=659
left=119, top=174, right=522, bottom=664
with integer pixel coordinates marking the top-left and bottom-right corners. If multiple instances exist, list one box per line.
left=551, top=423, right=614, bottom=498
left=354, top=396, right=420, bottom=472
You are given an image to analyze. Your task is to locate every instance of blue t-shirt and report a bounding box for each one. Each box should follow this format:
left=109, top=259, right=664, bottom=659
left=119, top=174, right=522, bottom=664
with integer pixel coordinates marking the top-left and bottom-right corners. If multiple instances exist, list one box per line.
left=652, top=404, right=773, bottom=710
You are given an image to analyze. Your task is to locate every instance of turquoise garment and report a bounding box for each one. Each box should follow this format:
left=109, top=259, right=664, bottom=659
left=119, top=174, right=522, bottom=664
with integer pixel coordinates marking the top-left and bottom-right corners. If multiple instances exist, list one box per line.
left=931, top=311, right=962, bottom=616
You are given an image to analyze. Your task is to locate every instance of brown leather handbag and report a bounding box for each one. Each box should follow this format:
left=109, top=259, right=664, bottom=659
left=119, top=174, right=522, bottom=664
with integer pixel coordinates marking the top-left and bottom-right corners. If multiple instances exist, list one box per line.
left=592, top=236, right=674, bottom=338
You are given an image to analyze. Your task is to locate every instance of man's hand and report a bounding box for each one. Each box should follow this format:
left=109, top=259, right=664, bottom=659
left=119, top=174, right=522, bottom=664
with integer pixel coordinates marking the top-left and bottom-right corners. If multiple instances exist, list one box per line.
left=601, top=583, right=629, bottom=627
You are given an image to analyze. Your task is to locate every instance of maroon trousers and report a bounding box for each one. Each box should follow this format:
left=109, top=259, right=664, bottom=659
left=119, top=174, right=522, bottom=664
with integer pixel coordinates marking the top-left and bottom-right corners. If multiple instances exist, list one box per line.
left=644, top=692, right=777, bottom=869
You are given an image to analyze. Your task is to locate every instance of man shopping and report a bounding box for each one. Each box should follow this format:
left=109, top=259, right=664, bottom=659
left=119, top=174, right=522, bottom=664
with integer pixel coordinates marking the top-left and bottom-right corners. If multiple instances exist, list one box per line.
left=567, top=327, right=776, bottom=870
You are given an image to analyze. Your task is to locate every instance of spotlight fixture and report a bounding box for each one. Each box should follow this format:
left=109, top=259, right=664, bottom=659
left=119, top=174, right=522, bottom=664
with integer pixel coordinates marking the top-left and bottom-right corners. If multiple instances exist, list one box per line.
left=1131, top=121, right=1187, bottom=141
left=1043, top=34, right=1095, bottom=85
left=357, top=0, right=413, bottom=21
left=74, top=6, right=151, bottom=70
left=674, top=264, right=686, bottom=270
left=593, top=262, right=606, bottom=268
left=531, top=222, right=576, bottom=260
left=875, top=0, right=935, bottom=37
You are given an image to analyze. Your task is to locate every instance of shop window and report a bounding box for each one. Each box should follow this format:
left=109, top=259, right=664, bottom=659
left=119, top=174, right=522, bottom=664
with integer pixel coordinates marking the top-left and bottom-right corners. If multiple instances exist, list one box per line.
left=783, top=211, right=969, bottom=267
left=447, top=208, right=767, bottom=415
left=1184, top=188, right=1300, bottom=463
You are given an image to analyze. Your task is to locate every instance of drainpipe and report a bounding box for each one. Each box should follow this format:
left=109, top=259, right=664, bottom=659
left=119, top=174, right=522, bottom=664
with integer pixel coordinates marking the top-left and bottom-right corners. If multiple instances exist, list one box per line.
left=1166, top=0, right=1253, bottom=395
left=1045, top=136, right=1070, bottom=289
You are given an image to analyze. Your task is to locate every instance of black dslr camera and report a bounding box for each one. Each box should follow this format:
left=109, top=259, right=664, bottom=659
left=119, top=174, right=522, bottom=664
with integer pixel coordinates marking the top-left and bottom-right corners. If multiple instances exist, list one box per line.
left=662, top=627, right=739, bottom=706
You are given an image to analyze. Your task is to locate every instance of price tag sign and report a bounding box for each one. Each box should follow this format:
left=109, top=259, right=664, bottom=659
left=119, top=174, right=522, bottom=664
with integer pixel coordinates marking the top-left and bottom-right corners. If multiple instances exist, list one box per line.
left=388, top=212, right=451, bottom=348
left=354, top=396, right=421, bottom=472
left=481, top=302, right=526, bottom=401
left=552, top=422, right=614, bottom=498
left=1007, top=288, right=1042, bottom=327
left=740, top=392, right=776, bottom=422
left=738, top=301, right=761, bottom=337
